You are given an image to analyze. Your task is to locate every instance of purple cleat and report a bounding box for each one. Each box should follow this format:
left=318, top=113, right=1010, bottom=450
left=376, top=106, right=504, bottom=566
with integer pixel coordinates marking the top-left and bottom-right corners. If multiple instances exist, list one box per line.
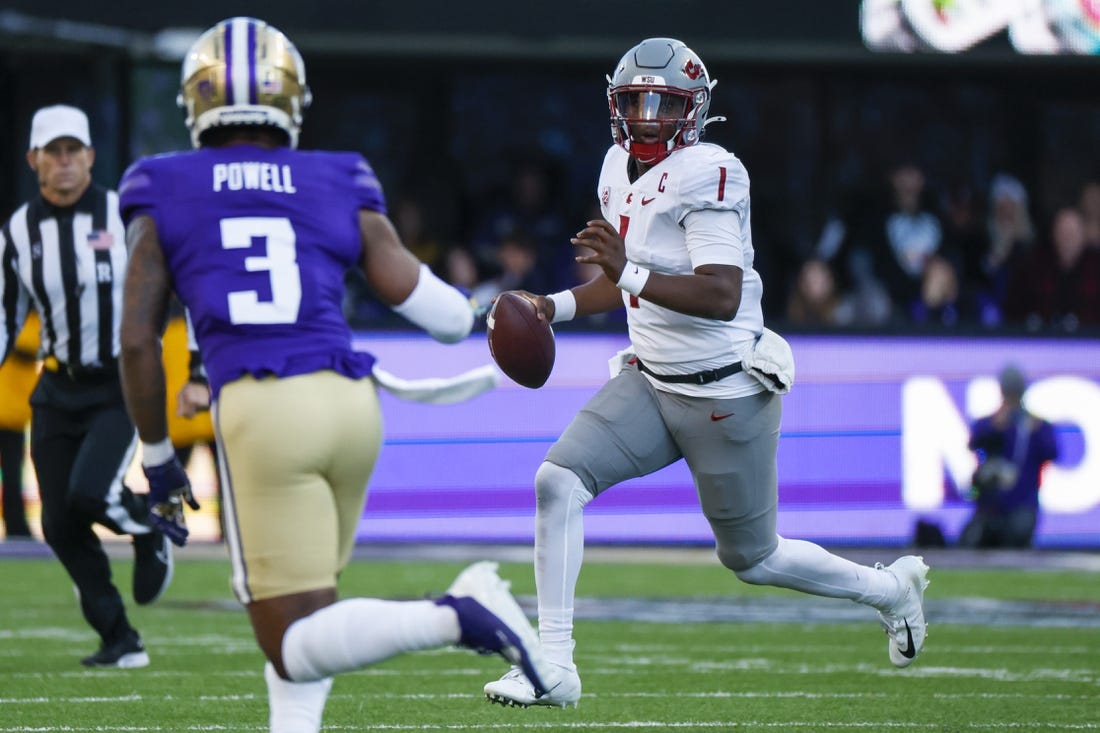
left=435, top=561, right=552, bottom=696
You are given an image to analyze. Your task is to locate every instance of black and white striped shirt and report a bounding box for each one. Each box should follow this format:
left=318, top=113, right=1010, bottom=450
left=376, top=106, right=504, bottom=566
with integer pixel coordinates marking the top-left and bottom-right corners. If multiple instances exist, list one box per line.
left=1, top=184, right=126, bottom=369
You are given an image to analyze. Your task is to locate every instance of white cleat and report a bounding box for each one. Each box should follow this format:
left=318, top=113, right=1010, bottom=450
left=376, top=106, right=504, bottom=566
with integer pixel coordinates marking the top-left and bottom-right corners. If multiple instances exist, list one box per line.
left=436, top=562, right=555, bottom=696
left=876, top=555, right=930, bottom=668
left=485, top=664, right=581, bottom=708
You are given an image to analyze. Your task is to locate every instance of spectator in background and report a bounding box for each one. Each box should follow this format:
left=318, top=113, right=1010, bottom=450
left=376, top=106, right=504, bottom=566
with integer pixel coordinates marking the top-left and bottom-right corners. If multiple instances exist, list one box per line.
left=959, top=174, right=1035, bottom=327
left=391, top=194, right=444, bottom=274
left=442, top=246, right=482, bottom=291
left=786, top=258, right=844, bottom=327
left=469, top=230, right=552, bottom=308
left=867, top=162, right=948, bottom=321
left=0, top=311, right=39, bottom=540
left=471, top=160, right=573, bottom=290
left=941, top=181, right=983, bottom=259
left=909, top=254, right=960, bottom=327
left=810, top=190, right=893, bottom=327
left=834, top=161, right=946, bottom=325
left=960, top=364, right=1058, bottom=549
left=1077, top=179, right=1100, bottom=250
left=1003, top=206, right=1100, bottom=331
left=940, top=181, right=988, bottom=326
left=986, top=175, right=1035, bottom=265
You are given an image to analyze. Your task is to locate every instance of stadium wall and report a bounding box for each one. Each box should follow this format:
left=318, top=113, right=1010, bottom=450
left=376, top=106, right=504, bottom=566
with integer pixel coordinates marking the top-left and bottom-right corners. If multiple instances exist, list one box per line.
left=357, top=330, right=1100, bottom=549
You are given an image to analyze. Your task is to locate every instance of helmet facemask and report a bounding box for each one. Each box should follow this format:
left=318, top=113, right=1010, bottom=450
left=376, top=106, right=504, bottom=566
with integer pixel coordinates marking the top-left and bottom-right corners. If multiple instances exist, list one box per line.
left=609, top=85, right=706, bottom=165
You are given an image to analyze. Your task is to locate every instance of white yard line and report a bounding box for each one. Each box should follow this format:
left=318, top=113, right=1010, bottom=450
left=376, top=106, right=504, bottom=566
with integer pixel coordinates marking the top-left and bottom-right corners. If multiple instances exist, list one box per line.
left=3, top=721, right=1100, bottom=731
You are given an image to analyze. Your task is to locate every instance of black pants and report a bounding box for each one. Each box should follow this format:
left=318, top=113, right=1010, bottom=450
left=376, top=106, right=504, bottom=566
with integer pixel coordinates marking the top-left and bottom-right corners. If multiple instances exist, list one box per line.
left=958, top=507, right=1038, bottom=549
left=30, top=370, right=148, bottom=646
left=1, top=427, right=31, bottom=536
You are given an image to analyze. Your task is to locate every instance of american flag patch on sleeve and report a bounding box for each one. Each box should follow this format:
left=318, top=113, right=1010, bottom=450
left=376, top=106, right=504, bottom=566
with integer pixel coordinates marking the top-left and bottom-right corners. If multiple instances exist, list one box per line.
left=87, top=230, right=115, bottom=250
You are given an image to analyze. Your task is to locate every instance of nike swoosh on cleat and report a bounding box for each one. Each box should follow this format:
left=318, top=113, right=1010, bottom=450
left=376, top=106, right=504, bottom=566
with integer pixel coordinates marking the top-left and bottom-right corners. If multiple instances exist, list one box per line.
left=898, top=619, right=916, bottom=659
left=710, top=411, right=735, bottom=421
left=536, top=677, right=567, bottom=700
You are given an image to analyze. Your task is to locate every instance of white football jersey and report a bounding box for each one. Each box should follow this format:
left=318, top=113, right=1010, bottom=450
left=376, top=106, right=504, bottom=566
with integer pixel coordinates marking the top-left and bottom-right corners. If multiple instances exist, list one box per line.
left=597, top=143, right=764, bottom=398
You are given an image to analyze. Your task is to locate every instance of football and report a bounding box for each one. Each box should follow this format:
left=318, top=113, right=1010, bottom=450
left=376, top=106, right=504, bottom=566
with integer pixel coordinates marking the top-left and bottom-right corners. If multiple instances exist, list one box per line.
left=486, top=291, right=555, bottom=389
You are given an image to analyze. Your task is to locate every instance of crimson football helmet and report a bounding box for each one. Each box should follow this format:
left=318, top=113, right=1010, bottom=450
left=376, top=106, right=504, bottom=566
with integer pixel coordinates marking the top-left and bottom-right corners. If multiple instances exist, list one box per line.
left=177, top=17, right=312, bottom=149
left=607, top=38, right=722, bottom=165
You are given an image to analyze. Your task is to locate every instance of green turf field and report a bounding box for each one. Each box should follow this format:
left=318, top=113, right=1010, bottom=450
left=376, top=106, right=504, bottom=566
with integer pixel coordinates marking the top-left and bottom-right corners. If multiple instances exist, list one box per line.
left=1, top=551, right=1098, bottom=731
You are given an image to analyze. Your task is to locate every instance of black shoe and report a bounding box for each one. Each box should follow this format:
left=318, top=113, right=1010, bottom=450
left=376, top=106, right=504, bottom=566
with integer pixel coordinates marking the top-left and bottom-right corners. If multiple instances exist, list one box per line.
left=81, top=631, right=150, bottom=668
left=132, top=529, right=173, bottom=605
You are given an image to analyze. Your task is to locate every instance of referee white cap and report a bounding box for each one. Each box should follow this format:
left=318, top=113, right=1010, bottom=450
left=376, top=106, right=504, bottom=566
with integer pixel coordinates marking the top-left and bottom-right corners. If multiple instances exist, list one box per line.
left=29, top=105, right=91, bottom=150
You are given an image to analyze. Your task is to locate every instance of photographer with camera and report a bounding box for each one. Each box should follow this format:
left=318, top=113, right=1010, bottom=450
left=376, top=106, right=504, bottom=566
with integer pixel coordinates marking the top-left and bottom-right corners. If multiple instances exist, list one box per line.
left=960, top=364, right=1059, bottom=549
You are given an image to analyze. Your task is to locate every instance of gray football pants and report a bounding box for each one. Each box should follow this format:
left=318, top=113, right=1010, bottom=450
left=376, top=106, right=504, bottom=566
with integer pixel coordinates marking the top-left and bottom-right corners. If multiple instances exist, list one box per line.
left=546, top=364, right=780, bottom=570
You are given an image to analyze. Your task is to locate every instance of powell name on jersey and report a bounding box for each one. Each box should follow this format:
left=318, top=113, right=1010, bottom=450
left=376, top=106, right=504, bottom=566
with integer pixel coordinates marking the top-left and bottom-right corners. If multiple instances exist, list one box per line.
left=118, top=146, right=385, bottom=395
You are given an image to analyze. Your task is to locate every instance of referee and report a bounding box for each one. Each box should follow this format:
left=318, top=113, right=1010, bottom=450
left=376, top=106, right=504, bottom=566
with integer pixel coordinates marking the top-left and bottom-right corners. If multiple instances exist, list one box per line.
left=0, top=105, right=172, bottom=668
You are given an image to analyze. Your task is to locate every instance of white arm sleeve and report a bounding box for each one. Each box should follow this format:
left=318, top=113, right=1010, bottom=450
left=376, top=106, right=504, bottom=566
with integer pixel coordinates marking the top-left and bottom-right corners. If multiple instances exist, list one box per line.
left=392, top=264, right=474, bottom=343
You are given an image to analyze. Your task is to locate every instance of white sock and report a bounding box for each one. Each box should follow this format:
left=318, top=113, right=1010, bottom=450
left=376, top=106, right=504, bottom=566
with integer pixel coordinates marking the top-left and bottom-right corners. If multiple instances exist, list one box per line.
left=265, top=661, right=332, bottom=733
left=734, top=536, right=901, bottom=610
left=534, top=462, right=591, bottom=672
left=282, top=598, right=460, bottom=681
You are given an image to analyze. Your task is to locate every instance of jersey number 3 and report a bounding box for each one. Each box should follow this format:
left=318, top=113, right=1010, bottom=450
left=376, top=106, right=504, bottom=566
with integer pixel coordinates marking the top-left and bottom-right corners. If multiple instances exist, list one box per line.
left=221, top=217, right=302, bottom=324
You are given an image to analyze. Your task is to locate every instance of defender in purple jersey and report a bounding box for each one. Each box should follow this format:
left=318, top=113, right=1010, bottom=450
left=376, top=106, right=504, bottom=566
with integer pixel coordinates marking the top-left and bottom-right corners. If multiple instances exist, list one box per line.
left=117, top=17, right=549, bottom=732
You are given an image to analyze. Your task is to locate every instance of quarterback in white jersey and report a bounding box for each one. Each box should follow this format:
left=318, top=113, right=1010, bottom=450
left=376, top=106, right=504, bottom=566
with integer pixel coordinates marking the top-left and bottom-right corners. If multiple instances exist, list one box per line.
left=597, top=141, right=763, bottom=398
left=483, top=38, right=931, bottom=710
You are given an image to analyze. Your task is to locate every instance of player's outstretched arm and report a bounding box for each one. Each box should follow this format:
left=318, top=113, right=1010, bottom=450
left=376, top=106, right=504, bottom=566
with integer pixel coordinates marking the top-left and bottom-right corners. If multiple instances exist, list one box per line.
left=359, top=210, right=473, bottom=342
left=120, top=215, right=172, bottom=444
left=119, top=215, right=198, bottom=546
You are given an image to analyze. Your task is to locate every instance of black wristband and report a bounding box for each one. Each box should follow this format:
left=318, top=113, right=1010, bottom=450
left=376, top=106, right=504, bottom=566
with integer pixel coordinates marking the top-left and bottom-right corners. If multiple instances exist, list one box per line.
left=187, top=349, right=207, bottom=384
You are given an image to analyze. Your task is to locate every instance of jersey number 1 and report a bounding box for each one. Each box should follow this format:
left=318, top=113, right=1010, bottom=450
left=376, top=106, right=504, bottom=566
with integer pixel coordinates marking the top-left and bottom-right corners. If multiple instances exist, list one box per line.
left=221, top=217, right=302, bottom=325
left=618, top=214, right=640, bottom=309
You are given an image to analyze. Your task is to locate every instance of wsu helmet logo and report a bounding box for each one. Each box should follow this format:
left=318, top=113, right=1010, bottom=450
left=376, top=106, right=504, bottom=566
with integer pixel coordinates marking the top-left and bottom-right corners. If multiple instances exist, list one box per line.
left=683, top=59, right=703, bottom=80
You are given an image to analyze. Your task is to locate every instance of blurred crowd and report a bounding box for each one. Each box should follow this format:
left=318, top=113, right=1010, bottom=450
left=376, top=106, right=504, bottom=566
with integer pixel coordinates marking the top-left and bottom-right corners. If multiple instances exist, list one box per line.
left=792, top=166, right=1100, bottom=334
left=344, top=159, right=621, bottom=329
left=345, top=157, right=1100, bottom=335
